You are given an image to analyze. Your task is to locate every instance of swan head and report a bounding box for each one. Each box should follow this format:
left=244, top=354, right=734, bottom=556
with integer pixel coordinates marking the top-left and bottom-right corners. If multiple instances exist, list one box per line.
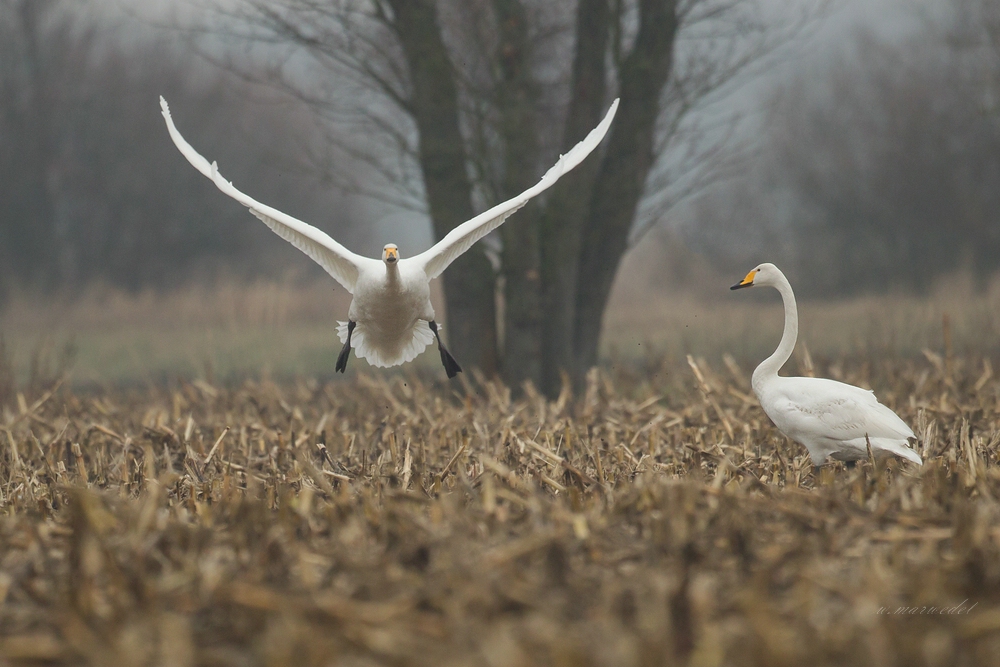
left=731, top=262, right=781, bottom=290
left=382, top=244, right=399, bottom=265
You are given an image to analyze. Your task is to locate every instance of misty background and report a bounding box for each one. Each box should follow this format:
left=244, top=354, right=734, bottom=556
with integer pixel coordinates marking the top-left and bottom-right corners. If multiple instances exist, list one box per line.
left=0, top=0, right=998, bottom=386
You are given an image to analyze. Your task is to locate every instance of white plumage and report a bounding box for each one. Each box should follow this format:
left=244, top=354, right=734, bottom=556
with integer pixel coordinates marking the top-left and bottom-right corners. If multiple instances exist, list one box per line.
left=731, top=263, right=922, bottom=466
left=160, top=96, right=618, bottom=374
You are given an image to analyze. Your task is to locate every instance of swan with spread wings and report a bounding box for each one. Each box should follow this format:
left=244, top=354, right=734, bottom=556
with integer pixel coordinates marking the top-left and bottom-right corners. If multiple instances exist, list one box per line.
left=161, top=97, right=618, bottom=377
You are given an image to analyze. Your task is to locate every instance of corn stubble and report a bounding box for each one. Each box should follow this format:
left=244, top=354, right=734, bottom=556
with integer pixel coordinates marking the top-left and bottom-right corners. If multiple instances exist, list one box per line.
left=0, top=355, right=999, bottom=667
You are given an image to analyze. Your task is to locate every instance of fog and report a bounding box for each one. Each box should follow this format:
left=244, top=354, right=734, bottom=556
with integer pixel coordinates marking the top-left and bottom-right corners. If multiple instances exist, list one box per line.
left=0, top=0, right=997, bottom=384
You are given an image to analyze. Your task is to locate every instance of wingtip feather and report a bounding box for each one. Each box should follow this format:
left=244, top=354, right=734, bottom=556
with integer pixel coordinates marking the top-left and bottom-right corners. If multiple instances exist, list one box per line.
left=883, top=440, right=923, bottom=465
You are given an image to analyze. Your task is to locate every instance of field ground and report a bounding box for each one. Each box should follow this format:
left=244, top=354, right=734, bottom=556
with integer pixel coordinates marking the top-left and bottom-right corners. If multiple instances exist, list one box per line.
left=2, top=264, right=1000, bottom=665
left=4, top=254, right=1000, bottom=386
left=0, top=351, right=999, bottom=666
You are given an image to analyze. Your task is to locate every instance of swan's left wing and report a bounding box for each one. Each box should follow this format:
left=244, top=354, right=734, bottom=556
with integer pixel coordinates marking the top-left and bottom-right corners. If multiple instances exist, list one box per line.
left=413, top=99, right=619, bottom=280
left=161, top=97, right=372, bottom=292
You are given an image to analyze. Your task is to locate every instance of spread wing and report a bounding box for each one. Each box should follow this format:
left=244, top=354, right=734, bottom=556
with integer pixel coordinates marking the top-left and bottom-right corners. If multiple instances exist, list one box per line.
left=412, top=99, right=619, bottom=280
left=160, top=96, right=373, bottom=292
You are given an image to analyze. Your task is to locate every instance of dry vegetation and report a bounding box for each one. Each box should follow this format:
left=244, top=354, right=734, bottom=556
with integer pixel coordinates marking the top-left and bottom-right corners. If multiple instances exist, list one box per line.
left=8, top=259, right=1000, bottom=385
left=0, top=348, right=999, bottom=667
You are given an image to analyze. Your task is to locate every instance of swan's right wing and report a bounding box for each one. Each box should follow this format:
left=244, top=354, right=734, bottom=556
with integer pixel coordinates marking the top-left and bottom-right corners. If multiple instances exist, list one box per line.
left=161, top=96, right=370, bottom=292
left=769, top=377, right=915, bottom=441
left=412, top=99, right=618, bottom=280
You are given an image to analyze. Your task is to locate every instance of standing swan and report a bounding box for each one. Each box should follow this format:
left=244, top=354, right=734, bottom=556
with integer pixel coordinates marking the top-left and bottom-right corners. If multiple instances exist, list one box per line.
left=731, top=263, right=922, bottom=466
left=160, top=97, right=618, bottom=377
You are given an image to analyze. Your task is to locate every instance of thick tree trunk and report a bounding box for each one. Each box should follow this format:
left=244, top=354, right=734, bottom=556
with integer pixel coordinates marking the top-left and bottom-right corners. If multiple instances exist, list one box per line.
left=389, top=0, right=499, bottom=375
left=572, top=0, right=679, bottom=384
left=493, top=0, right=543, bottom=390
left=537, top=0, right=610, bottom=398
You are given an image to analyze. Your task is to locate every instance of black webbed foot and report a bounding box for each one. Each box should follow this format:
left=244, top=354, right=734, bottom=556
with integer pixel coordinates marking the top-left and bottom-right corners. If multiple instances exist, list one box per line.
left=336, top=321, right=356, bottom=373
left=429, top=321, right=462, bottom=379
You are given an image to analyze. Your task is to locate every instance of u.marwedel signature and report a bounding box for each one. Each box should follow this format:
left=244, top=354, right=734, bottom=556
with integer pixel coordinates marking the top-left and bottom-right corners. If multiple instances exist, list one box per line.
left=877, top=600, right=978, bottom=615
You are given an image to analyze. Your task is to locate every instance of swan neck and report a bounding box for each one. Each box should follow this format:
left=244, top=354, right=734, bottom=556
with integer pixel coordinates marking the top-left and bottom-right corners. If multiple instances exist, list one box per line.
left=752, top=273, right=798, bottom=390
left=385, top=262, right=400, bottom=283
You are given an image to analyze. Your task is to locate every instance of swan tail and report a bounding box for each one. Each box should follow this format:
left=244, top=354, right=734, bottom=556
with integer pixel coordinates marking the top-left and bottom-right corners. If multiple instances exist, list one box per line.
left=336, top=321, right=434, bottom=368
left=870, top=438, right=923, bottom=465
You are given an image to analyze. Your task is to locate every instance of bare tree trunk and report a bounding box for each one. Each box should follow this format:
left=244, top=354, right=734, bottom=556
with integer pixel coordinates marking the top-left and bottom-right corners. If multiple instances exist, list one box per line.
left=537, top=0, right=610, bottom=397
left=389, top=0, right=499, bottom=375
left=493, top=0, right=543, bottom=390
left=230, top=0, right=753, bottom=391
left=572, top=0, right=679, bottom=383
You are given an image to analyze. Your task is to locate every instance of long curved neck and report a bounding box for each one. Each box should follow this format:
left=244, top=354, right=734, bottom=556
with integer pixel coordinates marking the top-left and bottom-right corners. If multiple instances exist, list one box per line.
left=384, top=262, right=400, bottom=285
left=752, top=271, right=798, bottom=391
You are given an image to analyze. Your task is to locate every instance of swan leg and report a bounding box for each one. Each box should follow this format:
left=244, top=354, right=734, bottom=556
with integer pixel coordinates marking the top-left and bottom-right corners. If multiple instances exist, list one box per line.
left=336, top=321, right=355, bottom=373
left=429, top=321, right=462, bottom=378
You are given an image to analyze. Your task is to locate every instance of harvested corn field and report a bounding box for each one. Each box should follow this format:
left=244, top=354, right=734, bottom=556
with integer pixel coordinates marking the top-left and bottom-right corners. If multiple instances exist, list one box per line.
left=1, top=355, right=999, bottom=667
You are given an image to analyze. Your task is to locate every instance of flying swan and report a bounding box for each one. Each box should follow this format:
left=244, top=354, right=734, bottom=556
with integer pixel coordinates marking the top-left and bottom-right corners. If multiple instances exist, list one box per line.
left=731, top=263, right=922, bottom=467
left=161, top=97, right=618, bottom=377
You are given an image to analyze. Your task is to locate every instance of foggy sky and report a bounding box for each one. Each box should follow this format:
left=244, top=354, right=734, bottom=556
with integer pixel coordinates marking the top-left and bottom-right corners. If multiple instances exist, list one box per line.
left=88, top=0, right=944, bottom=256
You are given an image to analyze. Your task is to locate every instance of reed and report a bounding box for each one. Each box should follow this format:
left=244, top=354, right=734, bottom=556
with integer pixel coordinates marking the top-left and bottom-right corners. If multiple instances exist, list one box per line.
left=0, top=353, right=997, bottom=665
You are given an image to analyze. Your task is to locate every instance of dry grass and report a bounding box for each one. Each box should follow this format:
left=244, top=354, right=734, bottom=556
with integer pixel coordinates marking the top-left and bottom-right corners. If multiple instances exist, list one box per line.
left=0, top=278, right=425, bottom=385
left=9, top=258, right=1000, bottom=387
left=604, top=247, right=1000, bottom=364
left=6, top=258, right=1000, bottom=385
left=1, top=351, right=999, bottom=666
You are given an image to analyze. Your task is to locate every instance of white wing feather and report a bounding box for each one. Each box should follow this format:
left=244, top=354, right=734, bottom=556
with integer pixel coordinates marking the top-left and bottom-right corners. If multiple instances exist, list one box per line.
left=761, top=377, right=921, bottom=463
left=160, top=96, right=373, bottom=292
left=768, top=377, right=914, bottom=441
left=413, top=99, right=619, bottom=280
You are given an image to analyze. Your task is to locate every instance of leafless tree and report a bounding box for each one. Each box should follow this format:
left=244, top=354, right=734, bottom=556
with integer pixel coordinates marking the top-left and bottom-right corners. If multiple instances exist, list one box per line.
left=210, top=0, right=807, bottom=394
left=693, top=0, right=1000, bottom=296
left=0, top=0, right=364, bottom=296
left=0, top=0, right=69, bottom=289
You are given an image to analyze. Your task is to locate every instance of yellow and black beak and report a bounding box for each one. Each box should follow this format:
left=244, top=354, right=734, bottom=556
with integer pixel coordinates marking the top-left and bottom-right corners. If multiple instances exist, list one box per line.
left=730, top=269, right=756, bottom=290
left=384, top=247, right=399, bottom=263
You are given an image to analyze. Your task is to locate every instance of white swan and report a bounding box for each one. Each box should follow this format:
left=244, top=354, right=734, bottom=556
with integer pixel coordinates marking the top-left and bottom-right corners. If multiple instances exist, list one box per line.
left=160, top=96, right=618, bottom=377
left=731, top=263, right=922, bottom=467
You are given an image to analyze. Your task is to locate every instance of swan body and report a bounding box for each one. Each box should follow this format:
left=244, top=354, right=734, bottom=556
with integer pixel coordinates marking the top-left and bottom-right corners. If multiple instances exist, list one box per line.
left=337, top=256, right=435, bottom=368
left=732, top=263, right=922, bottom=466
left=160, top=96, right=618, bottom=374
